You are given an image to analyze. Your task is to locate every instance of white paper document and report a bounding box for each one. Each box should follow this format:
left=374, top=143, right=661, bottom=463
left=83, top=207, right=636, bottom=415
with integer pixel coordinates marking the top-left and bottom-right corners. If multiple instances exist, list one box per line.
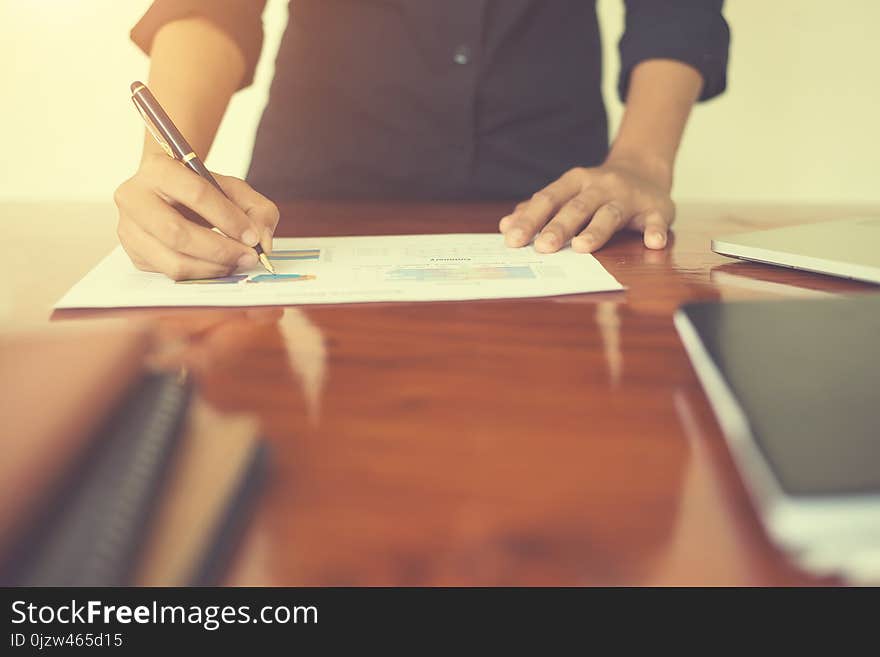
left=55, top=234, right=624, bottom=309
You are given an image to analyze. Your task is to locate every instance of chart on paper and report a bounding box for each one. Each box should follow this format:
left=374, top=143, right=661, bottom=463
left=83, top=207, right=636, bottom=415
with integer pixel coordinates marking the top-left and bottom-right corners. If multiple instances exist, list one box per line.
left=54, top=234, right=624, bottom=309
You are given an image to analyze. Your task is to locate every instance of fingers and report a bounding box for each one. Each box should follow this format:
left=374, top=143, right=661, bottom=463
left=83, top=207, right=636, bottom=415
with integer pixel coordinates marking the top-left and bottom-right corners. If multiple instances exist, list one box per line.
left=218, top=175, right=280, bottom=254
left=132, top=194, right=258, bottom=268
left=498, top=162, right=676, bottom=255
left=118, top=219, right=238, bottom=281
left=535, top=189, right=605, bottom=253
left=114, top=158, right=281, bottom=280
left=572, top=203, right=626, bottom=253
left=638, top=210, right=671, bottom=250
left=500, top=174, right=581, bottom=247
left=498, top=201, right=528, bottom=233
left=147, top=157, right=261, bottom=247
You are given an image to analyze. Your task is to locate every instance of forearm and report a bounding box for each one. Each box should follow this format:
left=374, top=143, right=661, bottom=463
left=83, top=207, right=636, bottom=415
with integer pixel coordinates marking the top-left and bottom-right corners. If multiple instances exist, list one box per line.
left=606, top=59, right=704, bottom=189
left=141, top=17, right=246, bottom=162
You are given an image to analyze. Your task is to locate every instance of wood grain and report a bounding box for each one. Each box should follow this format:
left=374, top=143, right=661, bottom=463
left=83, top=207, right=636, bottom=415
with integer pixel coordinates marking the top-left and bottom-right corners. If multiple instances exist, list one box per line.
left=26, top=200, right=880, bottom=585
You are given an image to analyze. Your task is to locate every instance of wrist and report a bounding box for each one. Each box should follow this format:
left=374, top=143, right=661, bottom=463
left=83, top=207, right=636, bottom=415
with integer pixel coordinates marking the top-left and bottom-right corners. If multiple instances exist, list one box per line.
left=604, top=148, right=674, bottom=191
left=140, top=142, right=169, bottom=167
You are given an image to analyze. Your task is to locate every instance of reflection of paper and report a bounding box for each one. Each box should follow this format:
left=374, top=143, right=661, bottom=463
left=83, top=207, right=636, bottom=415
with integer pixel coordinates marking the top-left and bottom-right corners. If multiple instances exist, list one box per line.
left=55, top=234, right=623, bottom=309
left=278, top=309, right=326, bottom=424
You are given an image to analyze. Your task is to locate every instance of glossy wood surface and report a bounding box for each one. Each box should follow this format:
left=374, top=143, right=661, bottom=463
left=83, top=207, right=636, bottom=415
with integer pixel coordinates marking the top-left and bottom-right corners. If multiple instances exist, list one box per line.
left=4, top=200, right=878, bottom=585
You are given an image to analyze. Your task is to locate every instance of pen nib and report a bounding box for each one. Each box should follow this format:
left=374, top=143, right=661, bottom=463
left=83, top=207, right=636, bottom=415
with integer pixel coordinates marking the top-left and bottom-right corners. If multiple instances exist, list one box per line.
left=259, top=252, right=276, bottom=274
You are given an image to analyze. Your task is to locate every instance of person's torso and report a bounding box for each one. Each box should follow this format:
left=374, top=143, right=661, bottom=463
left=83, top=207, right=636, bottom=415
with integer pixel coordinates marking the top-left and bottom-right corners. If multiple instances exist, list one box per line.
left=248, top=0, right=608, bottom=200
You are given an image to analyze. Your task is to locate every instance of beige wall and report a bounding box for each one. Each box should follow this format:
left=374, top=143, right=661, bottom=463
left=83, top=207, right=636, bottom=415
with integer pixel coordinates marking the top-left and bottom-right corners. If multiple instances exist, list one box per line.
left=1, top=0, right=877, bottom=204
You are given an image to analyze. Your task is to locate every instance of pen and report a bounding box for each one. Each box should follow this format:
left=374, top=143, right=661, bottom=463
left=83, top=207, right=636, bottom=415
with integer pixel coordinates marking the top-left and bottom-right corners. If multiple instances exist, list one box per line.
left=129, top=81, right=275, bottom=274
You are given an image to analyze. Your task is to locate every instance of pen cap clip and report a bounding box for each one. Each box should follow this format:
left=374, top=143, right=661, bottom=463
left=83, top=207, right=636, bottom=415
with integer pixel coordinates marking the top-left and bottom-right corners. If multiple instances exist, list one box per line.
left=132, top=96, right=175, bottom=160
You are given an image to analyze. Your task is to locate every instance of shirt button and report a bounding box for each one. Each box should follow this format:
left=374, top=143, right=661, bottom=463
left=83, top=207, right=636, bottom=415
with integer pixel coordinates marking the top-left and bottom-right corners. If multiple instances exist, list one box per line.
left=453, top=45, right=472, bottom=65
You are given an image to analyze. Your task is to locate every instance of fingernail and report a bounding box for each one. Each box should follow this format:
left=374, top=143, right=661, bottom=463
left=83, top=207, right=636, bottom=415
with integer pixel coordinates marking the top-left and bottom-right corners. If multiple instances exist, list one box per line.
left=237, top=252, right=258, bottom=269
left=535, top=233, right=555, bottom=252
left=262, top=228, right=274, bottom=254
left=647, top=231, right=666, bottom=248
left=241, top=229, right=259, bottom=247
left=573, top=233, right=595, bottom=252
left=507, top=227, right=525, bottom=245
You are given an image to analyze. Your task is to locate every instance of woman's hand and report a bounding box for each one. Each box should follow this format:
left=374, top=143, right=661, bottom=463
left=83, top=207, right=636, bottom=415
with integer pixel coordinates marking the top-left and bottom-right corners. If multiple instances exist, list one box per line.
left=498, top=157, right=675, bottom=253
left=114, top=153, right=279, bottom=280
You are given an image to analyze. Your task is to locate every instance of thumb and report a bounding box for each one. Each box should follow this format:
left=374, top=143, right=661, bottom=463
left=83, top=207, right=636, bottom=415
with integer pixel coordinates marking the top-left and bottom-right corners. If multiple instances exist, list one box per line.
left=635, top=210, right=671, bottom=250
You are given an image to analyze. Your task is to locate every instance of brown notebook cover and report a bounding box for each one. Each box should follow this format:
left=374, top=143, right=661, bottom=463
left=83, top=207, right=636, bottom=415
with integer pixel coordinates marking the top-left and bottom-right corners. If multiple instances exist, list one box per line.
left=0, top=322, right=150, bottom=564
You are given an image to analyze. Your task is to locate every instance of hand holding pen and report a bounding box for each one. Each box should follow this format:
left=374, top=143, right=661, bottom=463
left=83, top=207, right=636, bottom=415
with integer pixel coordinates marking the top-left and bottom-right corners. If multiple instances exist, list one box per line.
left=114, top=82, right=278, bottom=280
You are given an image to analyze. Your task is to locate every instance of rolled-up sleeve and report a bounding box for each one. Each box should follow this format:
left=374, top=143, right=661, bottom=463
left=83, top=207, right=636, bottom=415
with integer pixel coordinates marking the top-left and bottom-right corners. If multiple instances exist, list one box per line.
left=131, top=0, right=267, bottom=89
left=619, top=0, right=730, bottom=102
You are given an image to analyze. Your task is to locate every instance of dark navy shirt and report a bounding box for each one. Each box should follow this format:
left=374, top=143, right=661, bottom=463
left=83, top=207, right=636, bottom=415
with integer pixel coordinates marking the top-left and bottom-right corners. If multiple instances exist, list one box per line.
left=133, top=1, right=729, bottom=200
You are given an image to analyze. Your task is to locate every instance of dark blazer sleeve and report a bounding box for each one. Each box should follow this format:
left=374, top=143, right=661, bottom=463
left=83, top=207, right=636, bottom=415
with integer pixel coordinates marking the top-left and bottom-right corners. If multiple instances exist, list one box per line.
left=619, top=0, right=730, bottom=102
left=131, top=0, right=267, bottom=89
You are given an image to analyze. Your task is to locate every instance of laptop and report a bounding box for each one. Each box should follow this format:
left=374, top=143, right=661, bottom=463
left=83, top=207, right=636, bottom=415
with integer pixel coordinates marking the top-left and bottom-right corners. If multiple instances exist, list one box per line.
left=712, top=217, right=880, bottom=284
left=674, top=294, right=880, bottom=583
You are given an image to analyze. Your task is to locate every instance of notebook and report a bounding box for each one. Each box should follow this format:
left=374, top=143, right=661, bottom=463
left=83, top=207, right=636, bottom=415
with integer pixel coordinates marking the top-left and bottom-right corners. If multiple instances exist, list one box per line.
left=12, top=372, right=193, bottom=586
left=0, top=323, right=150, bottom=567
left=2, top=321, right=269, bottom=587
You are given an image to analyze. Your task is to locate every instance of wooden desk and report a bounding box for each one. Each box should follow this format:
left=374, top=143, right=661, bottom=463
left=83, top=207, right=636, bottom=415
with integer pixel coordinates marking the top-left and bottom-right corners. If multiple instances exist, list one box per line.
left=5, top=200, right=878, bottom=585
